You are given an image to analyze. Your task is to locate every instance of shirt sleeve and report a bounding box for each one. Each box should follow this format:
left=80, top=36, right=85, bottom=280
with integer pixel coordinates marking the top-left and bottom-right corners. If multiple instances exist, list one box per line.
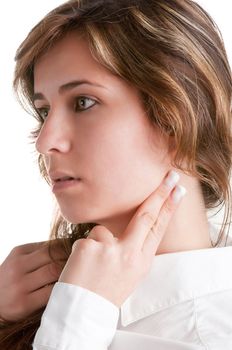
left=32, top=281, right=119, bottom=350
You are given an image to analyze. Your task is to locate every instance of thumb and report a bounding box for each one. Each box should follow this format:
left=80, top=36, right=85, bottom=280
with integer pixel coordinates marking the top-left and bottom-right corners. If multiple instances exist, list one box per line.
left=87, top=225, right=117, bottom=244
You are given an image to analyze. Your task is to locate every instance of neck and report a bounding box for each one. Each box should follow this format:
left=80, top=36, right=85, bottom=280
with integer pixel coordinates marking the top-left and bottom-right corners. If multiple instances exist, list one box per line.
left=156, top=174, right=212, bottom=255
left=98, top=173, right=212, bottom=255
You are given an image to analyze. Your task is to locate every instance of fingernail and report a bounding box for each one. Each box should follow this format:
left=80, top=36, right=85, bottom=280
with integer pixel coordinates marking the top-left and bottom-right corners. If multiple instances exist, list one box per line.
left=171, top=185, right=187, bottom=203
left=164, top=170, right=180, bottom=188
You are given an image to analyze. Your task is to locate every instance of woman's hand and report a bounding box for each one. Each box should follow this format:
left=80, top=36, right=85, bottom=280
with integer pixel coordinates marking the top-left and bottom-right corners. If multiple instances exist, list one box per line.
left=59, top=170, right=186, bottom=307
left=0, top=239, right=67, bottom=321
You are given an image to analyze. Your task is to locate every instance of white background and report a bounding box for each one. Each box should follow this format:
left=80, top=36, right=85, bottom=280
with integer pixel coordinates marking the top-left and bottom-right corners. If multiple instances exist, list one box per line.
left=0, top=1, right=231, bottom=263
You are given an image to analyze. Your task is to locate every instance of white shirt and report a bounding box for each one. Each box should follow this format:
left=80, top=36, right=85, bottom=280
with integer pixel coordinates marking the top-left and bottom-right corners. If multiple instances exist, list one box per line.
left=33, top=223, right=232, bottom=350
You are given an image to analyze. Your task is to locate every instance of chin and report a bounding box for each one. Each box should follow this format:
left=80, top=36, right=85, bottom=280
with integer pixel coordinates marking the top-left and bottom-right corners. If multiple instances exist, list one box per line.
left=58, top=205, right=101, bottom=225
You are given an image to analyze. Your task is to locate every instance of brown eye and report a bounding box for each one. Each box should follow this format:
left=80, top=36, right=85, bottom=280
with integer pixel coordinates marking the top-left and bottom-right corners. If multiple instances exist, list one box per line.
left=74, top=96, right=96, bottom=112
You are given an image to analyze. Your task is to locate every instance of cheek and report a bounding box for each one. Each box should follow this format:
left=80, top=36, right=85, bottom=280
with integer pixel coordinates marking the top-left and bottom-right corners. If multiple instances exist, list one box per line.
left=86, top=123, right=167, bottom=199
left=56, top=130, right=169, bottom=225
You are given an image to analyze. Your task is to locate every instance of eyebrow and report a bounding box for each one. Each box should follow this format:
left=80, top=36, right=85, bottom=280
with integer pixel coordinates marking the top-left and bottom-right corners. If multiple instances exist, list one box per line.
left=33, top=79, right=106, bottom=102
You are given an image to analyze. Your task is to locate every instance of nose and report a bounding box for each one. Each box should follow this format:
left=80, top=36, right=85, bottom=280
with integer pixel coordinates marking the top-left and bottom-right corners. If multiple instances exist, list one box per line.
left=35, top=110, right=72, bottom=155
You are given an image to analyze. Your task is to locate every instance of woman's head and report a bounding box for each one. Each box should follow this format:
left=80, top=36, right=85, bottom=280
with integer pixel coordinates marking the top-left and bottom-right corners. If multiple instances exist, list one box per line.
left=13, top=0, right=232, bottom=244
left=33, top=30, right=172, bottom=232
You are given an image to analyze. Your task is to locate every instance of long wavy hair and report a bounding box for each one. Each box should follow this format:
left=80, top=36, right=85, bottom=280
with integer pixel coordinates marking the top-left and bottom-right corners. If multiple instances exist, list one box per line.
left=1, top=0, right=231, bottom=348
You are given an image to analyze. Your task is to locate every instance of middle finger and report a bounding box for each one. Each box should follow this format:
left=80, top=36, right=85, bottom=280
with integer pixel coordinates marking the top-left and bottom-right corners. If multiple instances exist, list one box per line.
left=25, top=260, right=66, bottom=292
left=120, top=170, right=180, bottom=251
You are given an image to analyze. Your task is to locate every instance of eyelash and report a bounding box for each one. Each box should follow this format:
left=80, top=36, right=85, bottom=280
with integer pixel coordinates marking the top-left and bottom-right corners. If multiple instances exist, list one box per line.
left=36, top=96, right=97, bottom=121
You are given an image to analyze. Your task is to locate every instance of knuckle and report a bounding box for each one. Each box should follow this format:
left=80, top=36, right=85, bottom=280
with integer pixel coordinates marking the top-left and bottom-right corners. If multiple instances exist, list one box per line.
left=71, top=238, right=84, bottom=251
left=10, top=245, right=22, bottom=256
left=149, top=225, right=160, bottom=245
left=156, top=184, right=169, bottom=199
left=139, top=211, right=155, bottom=227
left=149, top=224, right=157, bottom=238
left=89, top=225, right=105, bottom=235
left=101, top=244, right=116, bottom=258
left=75, top=238, right=98, bottom=252
left=163, top=199, right=174, bottom=216
left=48, top=262, right=62, bottom=279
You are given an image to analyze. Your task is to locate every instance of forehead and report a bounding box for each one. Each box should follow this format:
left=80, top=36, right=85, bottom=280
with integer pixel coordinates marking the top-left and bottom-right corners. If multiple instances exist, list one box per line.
left=33, top=30, right=116, bottom=91
left=33, top=30, right=142, bottom=105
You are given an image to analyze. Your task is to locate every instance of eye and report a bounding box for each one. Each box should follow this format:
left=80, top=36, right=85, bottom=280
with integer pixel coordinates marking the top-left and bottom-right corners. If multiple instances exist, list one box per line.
left=74, top=96, right=96, bottom=112
left=35, top=96, right=96, bottom=122
left=36, top=107, right=49, bottom=120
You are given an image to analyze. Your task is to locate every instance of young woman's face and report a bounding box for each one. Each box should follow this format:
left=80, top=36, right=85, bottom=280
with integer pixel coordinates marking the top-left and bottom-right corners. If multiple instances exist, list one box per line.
left=34, top=30, right=172, bottom=236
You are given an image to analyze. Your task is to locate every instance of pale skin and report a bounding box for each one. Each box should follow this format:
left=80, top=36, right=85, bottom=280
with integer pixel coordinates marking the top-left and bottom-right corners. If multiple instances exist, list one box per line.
left=33, top=30, right=211, bottom=254
left=0, top=29, right=212, bottom=319
left=0, top=172, right=183, bottom=320
left=59, top=172, right=186, bottom=307
left=0, top=240, right=67, bottom=321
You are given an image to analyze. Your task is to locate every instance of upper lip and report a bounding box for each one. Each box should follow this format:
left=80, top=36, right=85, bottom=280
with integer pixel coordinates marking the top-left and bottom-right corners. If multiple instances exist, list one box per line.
left=48, top=171, right=80, bottom=184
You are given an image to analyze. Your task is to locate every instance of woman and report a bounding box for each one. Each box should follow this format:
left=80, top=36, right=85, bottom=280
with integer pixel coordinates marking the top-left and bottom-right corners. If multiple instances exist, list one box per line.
left=0, top=0, right=231, bottom=349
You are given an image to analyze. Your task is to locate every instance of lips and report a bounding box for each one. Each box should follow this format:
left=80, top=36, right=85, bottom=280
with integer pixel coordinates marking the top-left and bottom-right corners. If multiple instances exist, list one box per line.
left=51, top=177, right=81, bottom=192
left=55, top=176, right=78, bottom=182
left=48, top=171, right=81, bottom=185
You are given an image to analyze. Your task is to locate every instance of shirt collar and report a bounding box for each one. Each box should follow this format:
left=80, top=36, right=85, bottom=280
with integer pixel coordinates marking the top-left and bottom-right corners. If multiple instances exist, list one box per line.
left=120, top=222, right=232, bottom=327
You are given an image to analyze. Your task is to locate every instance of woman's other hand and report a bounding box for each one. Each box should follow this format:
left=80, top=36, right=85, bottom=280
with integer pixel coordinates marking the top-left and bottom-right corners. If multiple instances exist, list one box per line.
left=0, top=239, right=67, bottom=321
left=59, top=170, right=186, bottom=307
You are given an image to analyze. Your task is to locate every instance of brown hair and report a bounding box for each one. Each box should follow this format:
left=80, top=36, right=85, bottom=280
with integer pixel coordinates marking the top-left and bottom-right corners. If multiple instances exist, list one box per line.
left=1, top=0, right=231, bottom=348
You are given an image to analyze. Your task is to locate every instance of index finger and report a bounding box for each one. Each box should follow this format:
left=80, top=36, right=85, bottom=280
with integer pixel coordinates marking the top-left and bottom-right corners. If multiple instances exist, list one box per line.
left=120, top=170, right=180, bottom=250
left=26, top=239, right=69, bottom=272
left=11, top=241, right=49, bottom=255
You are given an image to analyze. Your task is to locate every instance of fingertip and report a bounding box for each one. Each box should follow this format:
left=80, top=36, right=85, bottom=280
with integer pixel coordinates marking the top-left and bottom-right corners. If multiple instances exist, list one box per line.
left=171, top=185, right=187, bottom=204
